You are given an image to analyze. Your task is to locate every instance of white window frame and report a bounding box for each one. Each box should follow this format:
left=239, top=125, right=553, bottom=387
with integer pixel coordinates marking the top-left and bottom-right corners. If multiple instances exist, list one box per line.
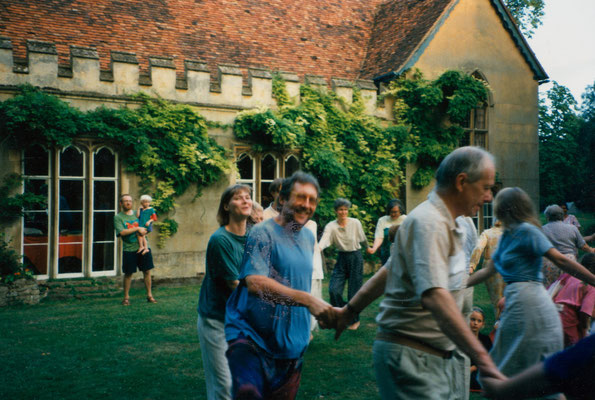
left=90, top=146, right=118, bottom=277
left=21, top=145, right=51, bottom=281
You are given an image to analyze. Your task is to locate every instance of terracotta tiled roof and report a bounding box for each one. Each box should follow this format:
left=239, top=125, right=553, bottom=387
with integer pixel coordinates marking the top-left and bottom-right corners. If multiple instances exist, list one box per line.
left=0, top=0, right=383, bottom=81
left=0, top=0, right=546, bottom=84
left=360, top=0, right=454, bottom=80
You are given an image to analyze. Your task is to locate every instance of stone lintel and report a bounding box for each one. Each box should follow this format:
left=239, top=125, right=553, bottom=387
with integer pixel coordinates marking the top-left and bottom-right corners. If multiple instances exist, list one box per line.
left=111, top=51, right=138, bottom=64
left=175, top=78, right=188, bottom=90
left=184, top=60, right=209, bottom=72
left=70, top=45, right=99, bottom=59
left=305, top=74, right=327, bottom=86
left=0, top=37, right=12, bottom=49
left=356, top=79, right=377, bottom=91
left=249, top=67, right=272, bottom=79
left=149, top=56, right=175, bottom=69
left=331, top=78, right=353, bottom=88
left=58, top=65, right=73, bottom=78
left=13, top=57, right=28, bottom=74
left=27, top=40, right=57, bottom=55
left=218, top=64, right=242, bottom=76
left=279, top=71, right=299, bottom=82
left=99, top=70, right=114, bottom=82
left=139, top=73, right=152, bottom=86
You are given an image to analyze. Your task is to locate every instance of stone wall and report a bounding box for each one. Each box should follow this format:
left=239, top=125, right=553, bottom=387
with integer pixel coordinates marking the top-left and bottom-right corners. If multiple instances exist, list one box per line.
left=0, top=279, right=46, bottom=306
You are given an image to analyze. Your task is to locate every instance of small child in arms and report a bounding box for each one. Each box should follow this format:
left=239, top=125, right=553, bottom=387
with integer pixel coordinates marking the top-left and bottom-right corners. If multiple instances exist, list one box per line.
left=136, top=194, right=157, bottom=255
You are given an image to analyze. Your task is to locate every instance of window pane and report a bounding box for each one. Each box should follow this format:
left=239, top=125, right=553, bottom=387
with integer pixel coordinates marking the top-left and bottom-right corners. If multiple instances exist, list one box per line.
left=93, top=211, right=115, bottom=242
left=474, top=132, right=487, bottom=149
left=24, top=211, right=49, bottom=238
left=59, top=210, right=83, bottom=236
left=284, top=155, right=300, bottom=177
left=60, top=180, right=84, bottom=210
left=24, top=145, right=49, bottom=176
left=23, top=244, right=48, bottom=276
left=461, top=112, right=471, bottom=129
left=24, top=179, right=48, bottom=210
left=237, top=153, right=253, bottom=180
left=94, top=181, right=115, bottom=210
left=94, top=148, right=115, bottom=178
left=58, top=245, right=83, bottom=274
left=92, top=243, right=115, bottom=272
left=261, top=154, right=277, bottom=180
left=60, top=147, right=84, bottom=177
left=459, top=132, right=471, bottom=148
left=261, top=182, right=273, bottom=208
left=475, top=107, right=487, bottom=130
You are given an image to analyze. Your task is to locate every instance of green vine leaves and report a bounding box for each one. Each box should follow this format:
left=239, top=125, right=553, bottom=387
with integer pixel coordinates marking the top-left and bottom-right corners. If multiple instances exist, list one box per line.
left=0, top=87, right=230, bottom=247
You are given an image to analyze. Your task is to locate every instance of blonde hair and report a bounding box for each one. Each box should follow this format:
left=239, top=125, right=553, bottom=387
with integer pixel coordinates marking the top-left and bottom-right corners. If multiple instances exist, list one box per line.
left=494, top=187, right=540, bottom=229
left=140, top=194, right=152, bottom=202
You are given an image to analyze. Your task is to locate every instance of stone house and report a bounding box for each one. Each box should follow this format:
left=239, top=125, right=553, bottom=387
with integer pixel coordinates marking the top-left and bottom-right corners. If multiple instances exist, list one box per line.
left=0, top=0, right=546, bottom=282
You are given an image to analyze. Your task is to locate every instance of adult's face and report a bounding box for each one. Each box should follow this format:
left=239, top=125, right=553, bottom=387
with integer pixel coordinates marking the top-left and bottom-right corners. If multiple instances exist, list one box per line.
left=225, top=189, right=253, bottom=219
left=120, top=196, right=133, bottom=212
left=459, top=161, right=495, bottom=217
left=281, top=182, right=318, bottom=226
left=389, top=205, right=401, bottom=220
left=336, top=206, right=349, bottom=222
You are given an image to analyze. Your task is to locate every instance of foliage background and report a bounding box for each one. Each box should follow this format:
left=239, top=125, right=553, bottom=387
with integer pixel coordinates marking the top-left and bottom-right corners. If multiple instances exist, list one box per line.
left=235, top=71, right=488, bottom=236
left=0, top=86, right=231, bottom=247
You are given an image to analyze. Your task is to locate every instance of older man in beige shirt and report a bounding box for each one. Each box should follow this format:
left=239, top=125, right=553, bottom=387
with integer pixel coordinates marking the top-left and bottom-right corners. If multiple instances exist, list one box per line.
left=324, top=147, right=505, bottom=399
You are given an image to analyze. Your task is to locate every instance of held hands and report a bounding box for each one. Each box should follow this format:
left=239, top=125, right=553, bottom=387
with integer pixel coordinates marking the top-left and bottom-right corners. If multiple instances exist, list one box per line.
left=315, top=305, right=356, bottom=341
left=136, top=227, right=148, bottom=235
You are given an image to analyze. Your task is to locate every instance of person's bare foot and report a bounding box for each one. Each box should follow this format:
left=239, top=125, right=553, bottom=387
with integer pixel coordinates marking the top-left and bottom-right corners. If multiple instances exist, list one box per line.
left=347, top=321, right=360, bottom=330
left=141, top=248, right=149, bottom=255
left=147, top=296, right=157, bottom=303
left=137, top=246, right=145, bottom=254
left=121, top=298, right=130, bottom=306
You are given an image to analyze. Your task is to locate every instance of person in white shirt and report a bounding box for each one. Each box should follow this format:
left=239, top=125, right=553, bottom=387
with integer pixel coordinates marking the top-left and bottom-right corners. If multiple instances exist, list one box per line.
left=319, top=198, right=368, bottom=330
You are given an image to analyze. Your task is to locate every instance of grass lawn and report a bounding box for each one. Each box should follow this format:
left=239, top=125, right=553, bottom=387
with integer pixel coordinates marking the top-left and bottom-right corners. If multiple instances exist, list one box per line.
left=1, top=277, right=496, bottom=399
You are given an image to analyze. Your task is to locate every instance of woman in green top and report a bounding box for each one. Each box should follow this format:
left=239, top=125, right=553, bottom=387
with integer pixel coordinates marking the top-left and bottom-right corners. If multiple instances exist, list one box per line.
left=197, top=184, right=252, bottom=400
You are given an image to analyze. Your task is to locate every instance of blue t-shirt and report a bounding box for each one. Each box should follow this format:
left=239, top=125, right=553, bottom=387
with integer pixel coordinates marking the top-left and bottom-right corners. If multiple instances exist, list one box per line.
left=225, top=219, right=314, bottom=359
left=492, top=222, right=553, bottom=283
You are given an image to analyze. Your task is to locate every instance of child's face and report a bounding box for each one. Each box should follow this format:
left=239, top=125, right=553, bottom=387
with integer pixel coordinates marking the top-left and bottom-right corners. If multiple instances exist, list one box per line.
left=141, top=199, right=151, bottom=208
left=469, top=311, right=485, bottom=334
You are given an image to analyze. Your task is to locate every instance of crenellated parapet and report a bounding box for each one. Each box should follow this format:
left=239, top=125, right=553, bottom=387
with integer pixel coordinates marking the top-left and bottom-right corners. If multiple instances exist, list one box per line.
left=0, top=37, right=390, bottom=118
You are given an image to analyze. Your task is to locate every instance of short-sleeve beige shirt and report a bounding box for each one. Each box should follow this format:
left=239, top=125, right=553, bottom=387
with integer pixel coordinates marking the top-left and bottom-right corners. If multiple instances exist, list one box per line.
left=376, top=191, right=466, bottom=351
left=318, top=218, right=368, bottom=252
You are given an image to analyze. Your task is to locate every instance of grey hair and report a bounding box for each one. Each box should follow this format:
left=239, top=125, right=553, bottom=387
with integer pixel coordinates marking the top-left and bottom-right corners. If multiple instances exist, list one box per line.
left=544, top=204, right=564, bottom=222
left=435, top=146, right=494, bottom=192
left=334, top=198, right=351, bottom=210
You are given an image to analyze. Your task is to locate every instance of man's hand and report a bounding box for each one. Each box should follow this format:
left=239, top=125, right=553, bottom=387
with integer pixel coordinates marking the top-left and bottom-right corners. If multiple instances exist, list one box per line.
left=333, top=306, right=356, bottom=340
left=137, top=227, right=147, bottom=236
left=308, top=297, right=335, bottom=327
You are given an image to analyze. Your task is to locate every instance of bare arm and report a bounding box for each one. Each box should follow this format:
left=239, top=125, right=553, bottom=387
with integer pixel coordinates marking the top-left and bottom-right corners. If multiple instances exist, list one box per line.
left=469, top=233, right=488, bottom=274
left=467, top=259, right=497, bottom=287
left=545, top=248, right=595, bottom=286
left=481, top=363, right=552, bottom=399
left=225, top=279, right=239, bottom=291
left=367, top=237, right=384, bottom=254
left=421, top=287, right=506, bottom=380
left=332, top=266, right=388, bottom=339
left=245, top=275, right=333, bottom=320
left=584, top=233, right=595, bottom=243
left=580, top=243, right=595, bottom=253
left=119, top=226, right=147, bottom=237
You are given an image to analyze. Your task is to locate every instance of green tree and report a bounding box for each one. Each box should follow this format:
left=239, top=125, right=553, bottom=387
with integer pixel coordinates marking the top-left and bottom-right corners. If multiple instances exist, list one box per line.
left=538, top=82, right=584, bottom=209
left=504, top=0, right=545, bottom=38
left=576, top=82, right=595, bottom=210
